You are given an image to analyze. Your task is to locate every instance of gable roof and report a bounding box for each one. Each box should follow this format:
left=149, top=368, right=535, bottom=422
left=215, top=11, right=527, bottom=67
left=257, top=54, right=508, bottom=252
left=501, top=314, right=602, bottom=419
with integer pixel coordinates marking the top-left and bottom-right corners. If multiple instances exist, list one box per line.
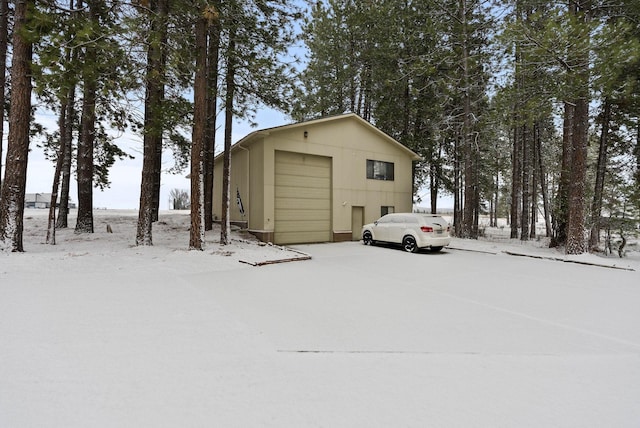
left=228, top=113, right=422, bottom=161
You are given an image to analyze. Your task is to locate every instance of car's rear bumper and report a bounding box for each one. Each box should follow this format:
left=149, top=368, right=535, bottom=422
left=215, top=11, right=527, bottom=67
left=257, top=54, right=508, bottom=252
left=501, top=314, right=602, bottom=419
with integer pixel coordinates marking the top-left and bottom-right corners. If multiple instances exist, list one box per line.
left=417, top=235, right=451, bottom=248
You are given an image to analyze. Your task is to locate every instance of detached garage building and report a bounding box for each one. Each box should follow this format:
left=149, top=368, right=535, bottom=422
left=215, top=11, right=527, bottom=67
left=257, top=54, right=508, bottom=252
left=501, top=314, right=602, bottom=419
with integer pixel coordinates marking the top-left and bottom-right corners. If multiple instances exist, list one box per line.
left=212, top=113, right=421, bottom=245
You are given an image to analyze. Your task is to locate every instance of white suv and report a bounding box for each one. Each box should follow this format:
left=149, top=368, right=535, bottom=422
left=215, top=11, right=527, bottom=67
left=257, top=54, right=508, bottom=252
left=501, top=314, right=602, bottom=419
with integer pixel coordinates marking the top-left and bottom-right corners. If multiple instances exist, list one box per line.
left=362, top=213, right=451, bottom=253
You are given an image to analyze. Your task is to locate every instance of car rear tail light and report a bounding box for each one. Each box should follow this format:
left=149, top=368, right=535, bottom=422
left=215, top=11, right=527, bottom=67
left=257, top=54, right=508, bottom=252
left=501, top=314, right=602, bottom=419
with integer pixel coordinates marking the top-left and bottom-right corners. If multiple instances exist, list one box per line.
left=420, top=226, right=434, bottom=232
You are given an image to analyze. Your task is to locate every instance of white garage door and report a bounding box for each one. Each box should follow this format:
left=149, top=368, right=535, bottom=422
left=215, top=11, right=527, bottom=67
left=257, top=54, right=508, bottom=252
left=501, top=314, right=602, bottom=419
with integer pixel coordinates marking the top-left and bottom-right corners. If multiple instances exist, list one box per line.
left=275, top=151, right=331, bottom=244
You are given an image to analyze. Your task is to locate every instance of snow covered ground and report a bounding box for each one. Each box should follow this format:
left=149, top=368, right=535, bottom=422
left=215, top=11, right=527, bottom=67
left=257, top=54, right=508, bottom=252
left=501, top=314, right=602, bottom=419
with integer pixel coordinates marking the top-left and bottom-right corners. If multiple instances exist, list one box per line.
left=1, top=210, right=639, bottom=427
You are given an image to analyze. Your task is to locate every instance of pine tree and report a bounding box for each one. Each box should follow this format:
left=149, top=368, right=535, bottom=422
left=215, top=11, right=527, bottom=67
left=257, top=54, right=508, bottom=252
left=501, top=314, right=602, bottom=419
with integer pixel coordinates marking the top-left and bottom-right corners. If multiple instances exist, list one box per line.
left=137, top=0, right=170, bottom=246
left=55, top=83, right=76, bottom=229
left=563, top=0, right=591, bottom=255
left=0, top=0, right=8, bottom=196
left=204, top=18, right=221, bottom=231
left=0, top=0, right=34, bottom=252
left=46, top=91, right=72, bottom=245
left=219, top=20, right=235, bottom=246
left=71, top=0, right=136, bottom=233
left=217, top=0, right=301, bottom=245
left=189, top=7, right=211, bottom=251
left=588, top=1, right=640, bottom=250
left=502, top=0, right=558, bottom=241
left=75, top=0, right=102, bottom=234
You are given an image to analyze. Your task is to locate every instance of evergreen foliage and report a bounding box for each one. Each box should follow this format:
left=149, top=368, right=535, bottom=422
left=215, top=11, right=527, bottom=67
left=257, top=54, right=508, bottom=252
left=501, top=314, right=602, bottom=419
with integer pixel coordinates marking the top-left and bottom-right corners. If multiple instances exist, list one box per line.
left=294, top=0, right=640, bottom=254
left=0, top=0, right=638, bottom=254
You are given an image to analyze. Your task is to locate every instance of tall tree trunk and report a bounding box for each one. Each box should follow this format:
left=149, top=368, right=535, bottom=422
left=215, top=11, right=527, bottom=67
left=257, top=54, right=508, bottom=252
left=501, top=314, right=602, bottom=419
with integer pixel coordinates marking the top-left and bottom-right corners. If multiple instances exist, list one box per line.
left=149, top=0, right=169, bottom=223
left=535, top=122, right=552, bottom=237
left=361, top=63, right=372, bottom=121
left=521, top=125, right=530, bottom=240
left=460, top=0, right=476, bottom=239
left=491, top=168, right=500, bottom=227
left=489, top=194, right=494, bottom=228
left=565, top=0, right=591, bottom=255
left=510, top=124, right=522, bottom=238
left=348, top=34, right=357, bottom=113
left=430, top=162, right=438, bottom=214
left=453, top=136, right=462, bottom=234
left=150, top=129, right=162, bottom=222
left=204, top=20, right=221, bottom=231
left=529, top=124, right=538, bottom=239
left=588, top=99, right=611, bottom=250
left=76, top=83, right=96, bottom=233
left=511, top=18, right=523, bottom=239
left=56, top=0, right=78, bottom=229
left=402, top=82, right=410, bottom=142
left=0, top=0, right=33, bottom=252
left=56, top=85, right=75, bottom=228
left=137, top=0, right=168, bottom=246
left=566, top=95, right=589, bottom=254
left=635, top=119, right=640, bottom=196
left=76, top=1, right=100, bottom=234
left=0, top=0, right=8, bottom=195
left=46, top=98, right=71, bottom=245
left=551, top=101, right=573, bottom=247
left=220, top=27, right=236, bottom=245
left=429, top=129, right=443, bottom=214
left=189, top=15, right=208, bottom=250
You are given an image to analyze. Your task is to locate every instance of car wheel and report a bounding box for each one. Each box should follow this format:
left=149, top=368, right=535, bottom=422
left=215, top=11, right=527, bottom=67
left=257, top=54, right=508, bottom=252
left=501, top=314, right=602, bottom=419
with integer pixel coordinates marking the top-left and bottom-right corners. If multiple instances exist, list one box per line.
left=429, top=246, right=443, bottom=252
left=402, top=236, right=418, bottom=253
left=362, top=230, right=373, bottom=245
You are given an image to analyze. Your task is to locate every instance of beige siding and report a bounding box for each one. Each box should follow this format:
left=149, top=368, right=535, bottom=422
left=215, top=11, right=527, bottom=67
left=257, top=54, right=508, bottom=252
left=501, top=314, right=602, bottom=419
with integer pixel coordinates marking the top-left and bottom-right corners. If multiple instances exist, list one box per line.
left=212, top=149, right=250, bottom=224
left=266, top=118, right=416, bottom=230
left=248, top=142, right=265, bottom=229
left=274, top=151, right=331, bottom=244
left=213, top=114, right=420, bottom=244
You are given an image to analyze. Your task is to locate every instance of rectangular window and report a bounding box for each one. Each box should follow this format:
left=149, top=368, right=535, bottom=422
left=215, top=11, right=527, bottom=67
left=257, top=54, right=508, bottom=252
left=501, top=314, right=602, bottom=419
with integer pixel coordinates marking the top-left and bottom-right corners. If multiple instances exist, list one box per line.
left=367, top=159, right=394, bottom=181
left=381, top=206, right=395, bottom=216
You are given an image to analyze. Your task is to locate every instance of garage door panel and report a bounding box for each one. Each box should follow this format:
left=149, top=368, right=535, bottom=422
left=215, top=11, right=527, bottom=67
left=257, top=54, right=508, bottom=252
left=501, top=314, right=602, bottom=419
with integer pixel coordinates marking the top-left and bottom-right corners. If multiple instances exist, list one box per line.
left=275, top=198, right=329, bottom=210
left=276, top=151, right=330, bottom=168
left=275, top=186, right=331, bottom=200
left=275, top=220, right=331, bottom=233
left=275, top=151, right=331, bottom=244
left=275, top=209, right=331, bottom=222
left=275, top=231, right=331, bottom=244
left=275, top=164, right=330, bottom=179
left=275, top=175, right=331, bottom=189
